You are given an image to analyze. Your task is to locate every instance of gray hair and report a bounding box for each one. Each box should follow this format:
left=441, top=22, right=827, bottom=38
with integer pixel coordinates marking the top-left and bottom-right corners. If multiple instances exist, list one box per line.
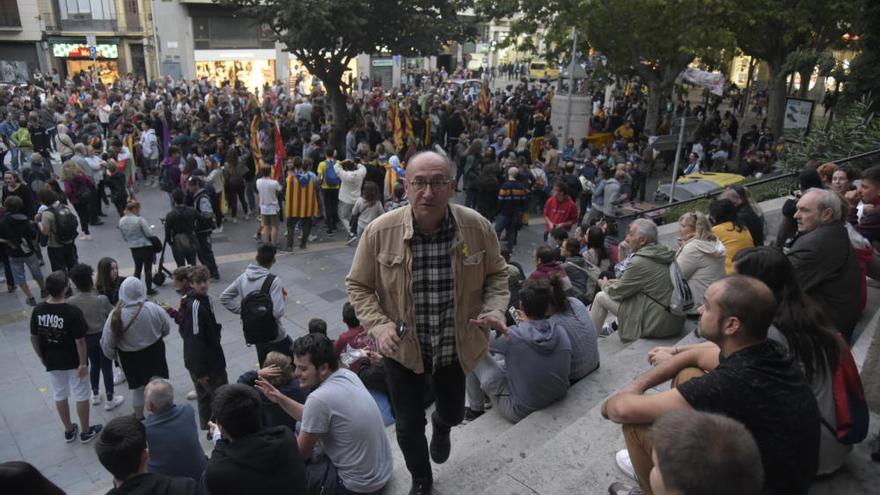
left=631, top=218, right=658, bottom=244
left=145, top=377, right=174, bottom=413
left=805, top=187, right=843, bottom=222
left=73, top=143, right=87, bottom=154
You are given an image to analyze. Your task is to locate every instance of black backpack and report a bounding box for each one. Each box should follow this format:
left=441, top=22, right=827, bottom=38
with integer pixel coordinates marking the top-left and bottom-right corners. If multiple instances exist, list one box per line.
left=51, top=205, right=79, bottom=244
left=241, top=274, right=278, bottom=344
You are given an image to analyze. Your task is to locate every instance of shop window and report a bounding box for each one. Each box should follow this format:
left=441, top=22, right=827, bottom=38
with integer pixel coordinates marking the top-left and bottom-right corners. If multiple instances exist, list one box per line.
left=0, top=0, right=21, bottom=28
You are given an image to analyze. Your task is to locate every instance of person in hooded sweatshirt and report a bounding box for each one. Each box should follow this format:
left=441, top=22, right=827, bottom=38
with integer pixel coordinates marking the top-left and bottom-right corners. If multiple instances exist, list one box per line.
left=675, top=212, right=726, bottom=314
left=220, top=244, right=291, bottom=366
left=101, top=278, right=173, bottom=421
left=205, top=384, right=307, bottom=495
left=95, top=416, right=196, bottom=495
left=463, top=278, right=572, bottom=423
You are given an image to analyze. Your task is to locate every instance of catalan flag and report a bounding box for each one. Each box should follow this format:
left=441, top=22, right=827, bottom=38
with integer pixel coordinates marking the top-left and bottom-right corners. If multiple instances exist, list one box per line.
left=122, top=132, right=136, bottom=188
left=273, top=120, right=285, bottom=181
left=284, top=171, right=320, bottom=218
left=393, top=102, right=404, bottom=151
left=250, top=114, right=262, bottom=173
left=478, top=81, right=489, bottom=115
left=386, top=101, right=398, bottom=135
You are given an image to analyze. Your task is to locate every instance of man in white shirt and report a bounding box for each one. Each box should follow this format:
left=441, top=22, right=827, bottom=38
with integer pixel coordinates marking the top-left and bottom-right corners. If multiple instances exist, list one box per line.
left=255, top=165, right=282, bottom=247
left=256, top=334, right=392, bottom=495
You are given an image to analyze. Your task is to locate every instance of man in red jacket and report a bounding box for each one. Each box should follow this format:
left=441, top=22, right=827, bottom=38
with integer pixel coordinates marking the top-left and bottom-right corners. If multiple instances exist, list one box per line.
left=543, top=181, right=579, bottom=242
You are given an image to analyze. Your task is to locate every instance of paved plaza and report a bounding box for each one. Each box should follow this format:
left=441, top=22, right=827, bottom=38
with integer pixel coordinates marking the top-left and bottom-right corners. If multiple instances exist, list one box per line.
left=0, top=182, right=551, bottom=494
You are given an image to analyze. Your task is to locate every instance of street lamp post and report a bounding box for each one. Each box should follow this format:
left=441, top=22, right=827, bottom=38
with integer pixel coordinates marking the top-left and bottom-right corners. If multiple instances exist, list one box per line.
left=562, top=27, right=578, bottom=143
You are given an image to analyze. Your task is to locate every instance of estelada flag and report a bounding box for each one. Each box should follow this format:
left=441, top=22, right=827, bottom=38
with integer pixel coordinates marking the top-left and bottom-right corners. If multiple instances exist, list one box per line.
left=250, top=114, right=262, bottom=172
left=386, top=101, right=398, bottom=134
left=273, top=120, right=285, bottom=181
left=393, top=102, right=404, bottom=151
left=478, top=81, right=489, bottom=115
left=284, top=172, right=320, bottom=218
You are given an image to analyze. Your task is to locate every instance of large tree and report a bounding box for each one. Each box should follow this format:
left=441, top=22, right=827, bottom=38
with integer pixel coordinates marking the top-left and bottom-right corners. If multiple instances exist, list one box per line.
left=730, top=0, right=861, bottom=138
left=218, top=0, right=477, bottom=152
left=478, top=0, right=734, bottom=135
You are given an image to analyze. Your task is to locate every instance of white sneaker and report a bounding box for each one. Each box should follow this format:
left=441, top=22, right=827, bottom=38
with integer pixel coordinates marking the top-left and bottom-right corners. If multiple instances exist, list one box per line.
left=113, top=369, right=126, bottom=385
left=231, top=217, right=238, bottom=224
left=214, top=225, right=224, bottom=233
left=186, top=390, right=197, bottom=400
left=308, top=234, right=318, bottom=242
left=615, top=449, right=638, bottom=482
left=104, top=395, right=125, bottom=411
left=91, top=393, right=102, bottom=406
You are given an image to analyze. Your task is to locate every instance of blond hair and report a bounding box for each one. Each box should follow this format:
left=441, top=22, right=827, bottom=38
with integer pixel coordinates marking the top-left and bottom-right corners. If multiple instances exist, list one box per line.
left=679, top=211, right=717, bottom=242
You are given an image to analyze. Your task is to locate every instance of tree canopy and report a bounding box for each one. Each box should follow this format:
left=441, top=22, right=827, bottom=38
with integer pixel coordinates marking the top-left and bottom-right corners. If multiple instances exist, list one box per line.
left=217, top=0, right=477, bottom=150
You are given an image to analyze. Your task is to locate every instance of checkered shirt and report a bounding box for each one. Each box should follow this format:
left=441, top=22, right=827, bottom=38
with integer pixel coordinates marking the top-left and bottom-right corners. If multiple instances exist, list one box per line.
left=410, top=212, right=457, bottom=369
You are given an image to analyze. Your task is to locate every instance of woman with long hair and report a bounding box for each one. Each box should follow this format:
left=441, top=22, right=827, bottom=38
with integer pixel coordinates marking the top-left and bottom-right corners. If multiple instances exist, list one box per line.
left=60, top=161, right=95, bottom=240
left=675, top=212, right=725, bottom=313
left=118, top=199, right=157, bottom=296
left=709, top=198, right=753, bottom=273
left=100, top=277, right=172, bottom=420
left=95, top=256, right=127, bottom=386
left=733, top=246, right=851, bottom=475
left=95, top=257, right=124, bottom=305
left=349, top=181, right=385, bottom=243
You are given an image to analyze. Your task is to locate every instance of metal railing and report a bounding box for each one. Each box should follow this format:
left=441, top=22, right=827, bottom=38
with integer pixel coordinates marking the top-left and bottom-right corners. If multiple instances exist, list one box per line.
left=616, top=147, right=880, bottom=223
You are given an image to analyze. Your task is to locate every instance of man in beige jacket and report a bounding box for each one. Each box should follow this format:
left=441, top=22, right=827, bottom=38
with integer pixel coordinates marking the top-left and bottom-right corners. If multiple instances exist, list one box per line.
left=347, top=151, right=509, bottom=495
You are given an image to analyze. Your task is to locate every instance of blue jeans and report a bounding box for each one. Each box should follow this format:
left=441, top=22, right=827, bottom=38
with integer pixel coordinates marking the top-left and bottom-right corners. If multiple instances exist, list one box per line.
left=494, top=213, right=519, bottom=252
left=86, top=333, right=113, bottom=397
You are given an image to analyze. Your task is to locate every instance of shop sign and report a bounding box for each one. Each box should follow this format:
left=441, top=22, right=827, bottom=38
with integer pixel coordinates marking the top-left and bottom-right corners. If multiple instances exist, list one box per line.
left=372, top=59, right=393, bottom=67
left=52, top=43, right=118, bottom=59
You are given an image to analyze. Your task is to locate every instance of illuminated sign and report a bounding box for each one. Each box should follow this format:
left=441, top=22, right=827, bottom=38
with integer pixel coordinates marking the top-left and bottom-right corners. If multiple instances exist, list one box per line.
left=52, top=43, right=118, bottom=59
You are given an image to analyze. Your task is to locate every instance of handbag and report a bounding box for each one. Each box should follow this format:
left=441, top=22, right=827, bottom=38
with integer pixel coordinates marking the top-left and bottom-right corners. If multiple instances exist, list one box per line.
left=148, top=235, right=163, bottom=254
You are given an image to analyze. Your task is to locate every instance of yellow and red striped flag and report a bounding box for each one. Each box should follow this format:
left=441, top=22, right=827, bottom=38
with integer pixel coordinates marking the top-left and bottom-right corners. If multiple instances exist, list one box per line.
left=478, top=81, right=489, bottom=115
left=250, top=114, right=262, bottom=173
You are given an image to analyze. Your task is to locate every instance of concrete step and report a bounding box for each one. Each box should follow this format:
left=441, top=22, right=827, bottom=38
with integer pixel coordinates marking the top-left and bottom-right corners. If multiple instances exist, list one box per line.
left=405, top=332, right=686, bottom=494
left=475, top=292, right=880, bottom=495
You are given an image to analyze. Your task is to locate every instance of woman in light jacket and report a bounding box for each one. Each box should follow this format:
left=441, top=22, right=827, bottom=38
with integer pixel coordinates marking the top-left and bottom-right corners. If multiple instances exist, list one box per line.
left=54, top=124, right=75, bottom=162
left=675, top=212, right=726, bottom=315
left=101, top=277, right=172, bottom=420
left=118, top=199, right=157, bottom=295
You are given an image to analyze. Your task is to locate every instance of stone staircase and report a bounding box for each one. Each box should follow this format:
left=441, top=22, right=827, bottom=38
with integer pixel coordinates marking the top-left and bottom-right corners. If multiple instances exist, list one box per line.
left=382, top=287, right=880, bottom=495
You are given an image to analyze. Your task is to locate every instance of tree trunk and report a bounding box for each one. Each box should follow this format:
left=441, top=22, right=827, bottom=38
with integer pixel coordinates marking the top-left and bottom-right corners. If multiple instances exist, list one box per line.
left=766, top=62, right=788, bottom=140
left=325, top=84, right=348, bottom=159
left=797, top=67, right=812, bottom=98
left=645, top=80, right=662, bottom=136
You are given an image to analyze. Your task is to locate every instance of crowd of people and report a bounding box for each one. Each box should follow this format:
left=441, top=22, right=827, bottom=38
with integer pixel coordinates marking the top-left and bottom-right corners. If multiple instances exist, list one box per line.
left=0, top=66, right=878, bottom=495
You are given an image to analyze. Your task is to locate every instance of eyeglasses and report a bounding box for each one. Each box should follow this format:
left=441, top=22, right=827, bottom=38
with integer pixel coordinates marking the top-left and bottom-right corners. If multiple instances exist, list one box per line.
left=408, top=178, right=454, bottom=191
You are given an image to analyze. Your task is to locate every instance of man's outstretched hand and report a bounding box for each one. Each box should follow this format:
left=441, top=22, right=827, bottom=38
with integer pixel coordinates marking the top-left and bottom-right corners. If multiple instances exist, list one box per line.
left=469, top=313, right=508, bottom=335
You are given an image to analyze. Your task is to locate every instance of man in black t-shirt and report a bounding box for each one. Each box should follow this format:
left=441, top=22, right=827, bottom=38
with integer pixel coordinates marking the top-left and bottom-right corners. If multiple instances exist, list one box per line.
left=602, top=276, right=819, bottom=495
left=30, top=271, right=103, bottom=444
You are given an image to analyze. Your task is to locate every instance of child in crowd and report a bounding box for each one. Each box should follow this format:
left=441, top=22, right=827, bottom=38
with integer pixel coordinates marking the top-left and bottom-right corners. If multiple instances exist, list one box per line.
left=308, top=318, right=328, bottom=336
left=67, top=263, right=122, bottom=411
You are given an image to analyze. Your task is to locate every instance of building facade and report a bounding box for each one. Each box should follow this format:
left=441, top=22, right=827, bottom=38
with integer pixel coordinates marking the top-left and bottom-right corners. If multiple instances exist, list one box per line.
left=0, top=0, right=47, bottom=82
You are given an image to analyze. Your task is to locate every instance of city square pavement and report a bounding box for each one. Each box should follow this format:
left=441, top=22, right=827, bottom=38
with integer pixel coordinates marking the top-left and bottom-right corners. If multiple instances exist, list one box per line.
left=0, top=182, right=552, bottom=494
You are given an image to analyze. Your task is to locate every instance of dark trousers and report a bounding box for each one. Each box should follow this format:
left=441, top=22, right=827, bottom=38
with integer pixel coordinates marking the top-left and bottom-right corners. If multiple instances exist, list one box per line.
left=255, top=335, right=293, bottom=367
left=226, top=183, right=248, bottom=217
left=286, top=217, right=311, bottom=249
left=86, top=333, right=113, bottom=397
left=47, top=243, right=78, bottom=273
left=384, top=357, right=466, bottom=484
left=171, top=241, right=197, bottom=267
left=130, top=247, right=154, bottom=293
left=189, top=369, right=228, bottom=430
left=72, top=202, right=90, bottom=235
left=494, top=213, right=519, bottom=252
left=322, top=188, right=340, bottom=231
left=95, top=180, right=107, bottom=216
left=196, top=234, right=219, bottom=278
